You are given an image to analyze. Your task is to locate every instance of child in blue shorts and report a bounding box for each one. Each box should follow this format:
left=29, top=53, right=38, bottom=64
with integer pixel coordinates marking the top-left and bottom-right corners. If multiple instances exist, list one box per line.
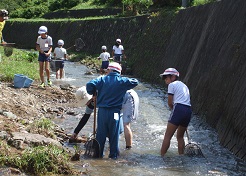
left=36, top=26, right=53, bottom=87
left=159, top=68, right=192, bottom=157
left=98, top=45, right=110, bottom=74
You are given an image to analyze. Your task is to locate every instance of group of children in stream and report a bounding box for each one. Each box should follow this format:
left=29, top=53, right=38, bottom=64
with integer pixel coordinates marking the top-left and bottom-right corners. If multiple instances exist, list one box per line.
left=35, top=25, right=192, bottom=159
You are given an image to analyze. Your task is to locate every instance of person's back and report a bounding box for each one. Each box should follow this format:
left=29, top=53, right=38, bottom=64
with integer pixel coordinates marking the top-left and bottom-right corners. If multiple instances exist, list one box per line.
left=98, top=45, right=110, bottom=74
left=121, top=89, right=139, bottom=149
left=54, top=46, right=66, bottom=60
left=88, top=72, right=138, bottom=108
left=53, top=39, right=67, bottom=79
left=86, top=62, right=138, bottom=159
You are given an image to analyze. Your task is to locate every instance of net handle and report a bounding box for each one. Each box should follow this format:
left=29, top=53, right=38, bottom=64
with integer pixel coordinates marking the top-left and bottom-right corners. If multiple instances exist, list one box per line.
left=93, top=93, right=97, bottom=137
left=185, top=129, right=191, bottom=143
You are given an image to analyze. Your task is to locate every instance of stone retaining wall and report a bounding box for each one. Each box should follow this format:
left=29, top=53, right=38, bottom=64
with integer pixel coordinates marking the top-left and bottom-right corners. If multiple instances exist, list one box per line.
left=3, top=0, right=246, bottom=160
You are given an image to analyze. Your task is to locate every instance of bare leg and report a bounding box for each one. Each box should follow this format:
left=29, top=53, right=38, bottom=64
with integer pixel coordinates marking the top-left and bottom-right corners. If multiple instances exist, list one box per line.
left=45, top=61, right=50, bottom=81
left=161, top=122, right=178, bottom=157
left=39, top=61, right=44, bottom=83
left=56, top=70, right=59, bottom=79
left=124, top=122, right=132, bottom=148
left=60, top=68, right=63, bottom=79
left=176, top=126, right=186, bottom=155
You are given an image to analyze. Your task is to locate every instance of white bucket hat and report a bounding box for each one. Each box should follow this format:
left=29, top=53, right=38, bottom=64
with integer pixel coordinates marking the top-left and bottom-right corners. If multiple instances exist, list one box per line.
left=0, top=9, right=9, bottom=20
left=101, top=45, right=107, bottom=50
left=38, top=26, right=48, bottom=34
left=75, top=86, right=92, bottom=107
left=116, top=39, right=121, bottom=43
left=160, top=68, right=179, bottom=77
left=108, top=62, right=122, bottom=73
left=58, top=39, right=64, bottom=46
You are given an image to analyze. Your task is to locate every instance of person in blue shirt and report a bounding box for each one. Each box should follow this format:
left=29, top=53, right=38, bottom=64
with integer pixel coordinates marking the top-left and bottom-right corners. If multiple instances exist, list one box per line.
left=86, top=62, right=138, bottom=159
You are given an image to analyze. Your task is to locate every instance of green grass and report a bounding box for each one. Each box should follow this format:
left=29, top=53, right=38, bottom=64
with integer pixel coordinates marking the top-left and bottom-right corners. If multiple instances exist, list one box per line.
left=0, top=47, right=39, bottom=82
left=71, top=0, right=108, bottom=9
left=27, top=117, right=57, bottom=139
left=0, top=140, right=75, bottom=175
left=192, top=0, right=217, bottom=6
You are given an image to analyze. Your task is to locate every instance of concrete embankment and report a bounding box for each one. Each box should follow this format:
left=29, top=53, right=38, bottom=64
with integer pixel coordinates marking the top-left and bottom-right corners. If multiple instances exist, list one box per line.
left=4, top=0, right=246, bottom=160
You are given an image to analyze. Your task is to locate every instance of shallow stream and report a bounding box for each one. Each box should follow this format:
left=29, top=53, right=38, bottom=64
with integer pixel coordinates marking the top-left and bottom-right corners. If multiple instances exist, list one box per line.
left=52, top=61, right=246, bottom=176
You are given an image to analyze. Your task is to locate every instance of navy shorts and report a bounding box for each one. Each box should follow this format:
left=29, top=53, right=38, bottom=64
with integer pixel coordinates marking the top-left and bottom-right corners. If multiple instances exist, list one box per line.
left=169, top=103, right=192, bottom=127
left=114, top=54, right=122, bottom=63
left=101, top=61, right=109, bottom=69
left=38, top=52, right=51, bottom=62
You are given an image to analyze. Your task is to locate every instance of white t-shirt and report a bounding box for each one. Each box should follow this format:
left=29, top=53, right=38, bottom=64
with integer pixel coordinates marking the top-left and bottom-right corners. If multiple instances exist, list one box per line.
left=36, top=35, right=53, bottom=52
left=168, top=80, right=191, bottom=106
left=121, top=89, right=139, bottom=122
left=54, top=47, right=67, bottom=60
left=99, top=52, right=110, bottom=61
left=113, top=45, right=124, bottom=54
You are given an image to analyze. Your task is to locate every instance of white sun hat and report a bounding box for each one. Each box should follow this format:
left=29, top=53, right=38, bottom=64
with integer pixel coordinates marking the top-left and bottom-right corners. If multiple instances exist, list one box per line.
left=58, top=39, right=64, bottom=46
left=75, top=86, right=92, bottom=106
left=108, top=62, right=122, bottom=73
left=38, top=26, right=48, bottom=34
left=116, top=38, right=121, bottom=43
left=159, top=68, right=179, bottom=77
left=101, top=45, right=107, bottom=50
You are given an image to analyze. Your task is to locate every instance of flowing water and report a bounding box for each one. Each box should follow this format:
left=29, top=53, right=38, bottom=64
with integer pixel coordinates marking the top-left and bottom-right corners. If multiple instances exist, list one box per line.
left=52, top=61, right=246, bottom=176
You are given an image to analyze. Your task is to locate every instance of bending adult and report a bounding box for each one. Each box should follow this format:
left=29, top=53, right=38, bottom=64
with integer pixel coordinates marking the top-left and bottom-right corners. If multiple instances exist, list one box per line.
left=121, top=89, right=139, bottom=149
left=70, top=87, right=139, bottom=151
left=86, top=62, right=138, bottom=159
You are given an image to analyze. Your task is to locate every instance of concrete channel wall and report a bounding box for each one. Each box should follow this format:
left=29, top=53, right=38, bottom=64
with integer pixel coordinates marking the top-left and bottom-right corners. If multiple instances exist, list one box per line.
left=3, top=0, right=246, bottom=160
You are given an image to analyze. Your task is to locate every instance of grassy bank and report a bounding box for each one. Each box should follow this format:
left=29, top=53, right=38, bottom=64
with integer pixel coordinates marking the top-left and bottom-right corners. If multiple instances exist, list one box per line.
left=0, top=47, right=39, bottom=82
left=0, top=47, right=102, bottom=83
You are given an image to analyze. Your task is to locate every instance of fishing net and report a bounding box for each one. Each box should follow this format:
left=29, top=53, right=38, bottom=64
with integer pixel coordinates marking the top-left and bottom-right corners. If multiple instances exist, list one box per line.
left=184, top=130, right=204, bottom=157
left=84, top=138, right=100, bottom=158
left=184, top=142, right=204, bottom=157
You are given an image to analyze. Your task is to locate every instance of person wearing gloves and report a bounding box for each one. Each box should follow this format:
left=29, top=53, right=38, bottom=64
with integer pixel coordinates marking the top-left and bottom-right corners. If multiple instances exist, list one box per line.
left=70, top=87, right=139, bottom=151
left=159, top=68, right=192, bottom=157
left=86, top=62, right=138, bottom=159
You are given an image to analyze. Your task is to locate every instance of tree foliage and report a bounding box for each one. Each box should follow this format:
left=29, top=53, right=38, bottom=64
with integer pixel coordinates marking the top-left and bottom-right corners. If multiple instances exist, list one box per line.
left=1, top=0, right=80, bottom=19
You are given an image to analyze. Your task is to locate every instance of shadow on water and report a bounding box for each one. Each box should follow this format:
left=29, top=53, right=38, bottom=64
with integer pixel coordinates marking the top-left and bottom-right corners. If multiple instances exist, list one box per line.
left=53, top=61, right=246, bottom=176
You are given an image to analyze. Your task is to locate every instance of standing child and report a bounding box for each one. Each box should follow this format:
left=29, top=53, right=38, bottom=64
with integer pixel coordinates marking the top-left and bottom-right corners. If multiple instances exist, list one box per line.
left=98, top=45, right=110, bottom=74
left=36, top=26, right=53, bottom=87
left=53, top=39, right=67, bottom=79
left=159, top=68, right=192, bottom=157
left=112, top=39, right=125, bottom=64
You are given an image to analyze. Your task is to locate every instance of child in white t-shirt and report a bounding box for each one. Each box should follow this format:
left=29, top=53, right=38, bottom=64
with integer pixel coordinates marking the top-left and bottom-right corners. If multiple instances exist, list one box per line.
left=98, top=45, right=110, bottom=74
left=36, top=26, right=53, bottom=87
left=159, top=68, right=192, bottom=157
left=53, top=39, right=67, bottom=79
left=112, top=38, right=125, bottom=64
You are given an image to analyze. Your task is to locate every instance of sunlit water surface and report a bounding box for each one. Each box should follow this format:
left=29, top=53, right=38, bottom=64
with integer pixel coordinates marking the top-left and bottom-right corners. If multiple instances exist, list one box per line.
left=52, top=61, right=246, bottom=176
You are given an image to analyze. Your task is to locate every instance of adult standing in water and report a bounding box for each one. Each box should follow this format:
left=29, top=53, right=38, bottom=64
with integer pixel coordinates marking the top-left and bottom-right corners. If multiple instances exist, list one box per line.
left=159, top=68, right=192, bottom=157
left=86, top=62, right=138, bottom=159
left=70, top=88, right=139, bottom=151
